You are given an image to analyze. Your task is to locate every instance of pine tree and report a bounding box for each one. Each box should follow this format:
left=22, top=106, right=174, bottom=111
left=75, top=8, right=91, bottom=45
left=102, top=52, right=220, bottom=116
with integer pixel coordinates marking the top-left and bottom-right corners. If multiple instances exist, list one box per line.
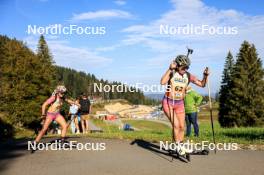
left=36, top=35, right=56, bottom=96
left=218, top=51, right=235, bottom=127
left=0, top=36, right=47, bottom=125
left=228, top=41, right=264, bottom=127
left=247, top=44, right=264, bottom=125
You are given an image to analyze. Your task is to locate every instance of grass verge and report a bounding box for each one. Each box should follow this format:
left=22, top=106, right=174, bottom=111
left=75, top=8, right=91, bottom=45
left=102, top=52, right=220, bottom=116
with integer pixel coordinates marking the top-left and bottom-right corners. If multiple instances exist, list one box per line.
left=13, top=119, right=264, bottom=147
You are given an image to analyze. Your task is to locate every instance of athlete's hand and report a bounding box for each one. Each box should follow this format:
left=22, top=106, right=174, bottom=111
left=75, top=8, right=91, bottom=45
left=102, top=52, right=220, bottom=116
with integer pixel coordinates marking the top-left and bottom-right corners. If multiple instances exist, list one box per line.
left=169, top=61, right=177, bottom=70
left=203, top=67, right=210, bottom=76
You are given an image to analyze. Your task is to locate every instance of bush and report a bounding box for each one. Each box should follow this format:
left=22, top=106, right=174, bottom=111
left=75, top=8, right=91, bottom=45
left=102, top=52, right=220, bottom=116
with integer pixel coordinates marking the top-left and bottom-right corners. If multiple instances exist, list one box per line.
left=0, top=118, right=14, bottom=140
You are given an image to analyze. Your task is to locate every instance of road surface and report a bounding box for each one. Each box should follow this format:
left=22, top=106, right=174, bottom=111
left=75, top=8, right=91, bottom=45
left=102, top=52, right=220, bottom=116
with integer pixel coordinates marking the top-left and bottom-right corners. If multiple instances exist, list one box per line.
left=0, top=137, right=263, bottom=175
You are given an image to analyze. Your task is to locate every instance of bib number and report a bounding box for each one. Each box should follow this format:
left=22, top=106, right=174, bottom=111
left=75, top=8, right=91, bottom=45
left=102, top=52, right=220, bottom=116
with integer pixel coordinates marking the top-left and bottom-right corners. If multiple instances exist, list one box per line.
left=174, top=86, right=184, bottom=99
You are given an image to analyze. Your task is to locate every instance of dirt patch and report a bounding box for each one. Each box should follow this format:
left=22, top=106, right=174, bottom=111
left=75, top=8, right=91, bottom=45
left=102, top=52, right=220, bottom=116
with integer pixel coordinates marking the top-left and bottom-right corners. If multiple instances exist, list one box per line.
left=104, top=103, right=154, bottom=118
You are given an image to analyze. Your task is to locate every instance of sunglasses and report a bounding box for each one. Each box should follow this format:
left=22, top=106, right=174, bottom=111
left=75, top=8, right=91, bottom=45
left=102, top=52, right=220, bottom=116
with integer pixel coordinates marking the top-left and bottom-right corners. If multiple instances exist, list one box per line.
left=180, top=66, right=189, bottom=70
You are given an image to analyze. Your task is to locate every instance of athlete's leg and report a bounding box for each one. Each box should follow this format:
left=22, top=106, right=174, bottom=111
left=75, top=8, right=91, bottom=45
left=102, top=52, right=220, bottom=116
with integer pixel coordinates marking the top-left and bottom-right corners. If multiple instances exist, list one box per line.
left=162, top=103, right=169, bottom=121
left=172, top=110, right=180, bottom=142
left=162, top=100, right=177, bottom=141
left=162, top=98, right=173, bottom=124
left=35, top=117, right=53, bottom=142
left=163, top=99, right=179, bottom=142
left=55, top=115, right=67, bottom=139
left=176, top=112, right=186, bottom=142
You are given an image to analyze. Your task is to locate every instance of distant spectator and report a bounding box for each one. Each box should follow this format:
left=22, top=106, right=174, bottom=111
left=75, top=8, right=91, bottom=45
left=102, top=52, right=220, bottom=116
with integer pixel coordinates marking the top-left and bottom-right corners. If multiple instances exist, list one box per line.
left=79, top=94, right=91, bottom=134
left=69, top=99, right=80, bottom=134
left=184, top=86, right=203, bottom=137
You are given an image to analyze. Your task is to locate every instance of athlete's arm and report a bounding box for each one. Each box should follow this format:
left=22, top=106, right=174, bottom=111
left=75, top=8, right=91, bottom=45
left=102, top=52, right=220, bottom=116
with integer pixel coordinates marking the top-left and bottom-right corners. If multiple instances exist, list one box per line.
left=41, top=102, right=48, bottom=117
left=76, top=101, right=81, bottom=108
left=66, top=99, right=81, bottom=108
left=65, top=98, right=75, bottom=105
left=160, top=62, right=176, bottom=85
left=192, top=68, right=210, bottom=87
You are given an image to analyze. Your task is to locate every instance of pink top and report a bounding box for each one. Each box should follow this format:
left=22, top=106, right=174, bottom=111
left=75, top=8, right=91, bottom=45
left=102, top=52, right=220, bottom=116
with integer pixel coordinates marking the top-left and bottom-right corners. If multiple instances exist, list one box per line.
left=46, top=96, right=56, bottom=104
left=45, top=95, right=63, bottom=112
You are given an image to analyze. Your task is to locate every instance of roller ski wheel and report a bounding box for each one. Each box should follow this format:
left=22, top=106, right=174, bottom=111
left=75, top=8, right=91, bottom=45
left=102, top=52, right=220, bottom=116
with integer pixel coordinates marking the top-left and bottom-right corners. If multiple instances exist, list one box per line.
left=30, top=148, right=36, bottom=154
left=169, top=149, right=191, bottom=163
left=186, top=153, right=191, bottom=162
left=178, top=152, right=191, bottom=162
left=201, top=149, right=209, bottom=155
left=30, top=141, right=39, bottom=154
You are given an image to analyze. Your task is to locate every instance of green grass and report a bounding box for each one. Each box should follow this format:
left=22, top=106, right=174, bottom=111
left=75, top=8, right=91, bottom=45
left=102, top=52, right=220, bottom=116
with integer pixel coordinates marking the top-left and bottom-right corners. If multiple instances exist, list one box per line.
left=122, top=120, right=169, bottom=131
left=12, top=118, right=264, bottom=146
left=14, top=128, right=35, bottom=139
left=190, top=121, right=264, bottom=144
left=79, top=119, right=264, bottom=145
left=80, top=119, right=172, bottom=141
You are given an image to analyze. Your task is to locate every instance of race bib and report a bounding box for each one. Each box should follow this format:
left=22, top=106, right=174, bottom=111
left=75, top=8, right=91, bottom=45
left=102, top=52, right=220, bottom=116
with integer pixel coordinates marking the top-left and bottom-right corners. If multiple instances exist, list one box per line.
left=168, top=72, right=189, bottom=100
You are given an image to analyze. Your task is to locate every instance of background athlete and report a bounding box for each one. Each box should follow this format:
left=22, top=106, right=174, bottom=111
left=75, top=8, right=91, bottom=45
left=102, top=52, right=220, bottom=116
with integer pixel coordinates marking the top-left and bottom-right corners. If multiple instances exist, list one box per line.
left=160, top=55, right=209, bottom=154
left=34, top=85, right=80, bottom=145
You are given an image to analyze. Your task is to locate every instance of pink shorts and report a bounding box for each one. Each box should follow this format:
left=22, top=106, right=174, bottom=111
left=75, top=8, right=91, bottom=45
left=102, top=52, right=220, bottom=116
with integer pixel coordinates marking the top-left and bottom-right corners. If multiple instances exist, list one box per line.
left=47, top=112, right=61, bottom=120
left=162, top=96, right=185, bottom=114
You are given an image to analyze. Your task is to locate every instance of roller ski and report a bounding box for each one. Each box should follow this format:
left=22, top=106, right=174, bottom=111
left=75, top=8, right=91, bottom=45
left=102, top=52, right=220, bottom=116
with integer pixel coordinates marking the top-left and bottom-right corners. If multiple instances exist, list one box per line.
left=168, top=142, right=191, bottom=162
left=30, top=141, right=39, bottom=154
left=190, top=148, right=209, bottom=155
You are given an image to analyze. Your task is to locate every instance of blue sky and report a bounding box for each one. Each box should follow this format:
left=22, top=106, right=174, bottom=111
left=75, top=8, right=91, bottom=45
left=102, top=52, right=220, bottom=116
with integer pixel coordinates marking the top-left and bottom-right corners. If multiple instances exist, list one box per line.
left=0, top=0, right=264, bottom=95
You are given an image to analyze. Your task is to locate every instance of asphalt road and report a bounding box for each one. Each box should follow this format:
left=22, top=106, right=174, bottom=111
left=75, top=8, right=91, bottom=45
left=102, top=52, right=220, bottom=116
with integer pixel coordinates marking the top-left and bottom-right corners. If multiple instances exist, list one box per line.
left=1, top=137, right=263, bottom=175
